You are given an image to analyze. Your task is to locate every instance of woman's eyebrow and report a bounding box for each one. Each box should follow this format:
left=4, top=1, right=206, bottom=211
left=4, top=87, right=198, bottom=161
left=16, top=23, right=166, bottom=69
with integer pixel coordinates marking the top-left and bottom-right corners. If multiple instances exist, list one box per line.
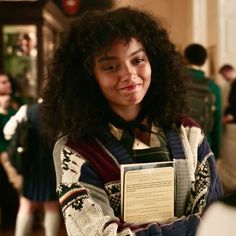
left=97, top=48, right=145, bottom=63
left=130, top=48, right=145, bottom=56
left=97, top=56, right=117, bottom=63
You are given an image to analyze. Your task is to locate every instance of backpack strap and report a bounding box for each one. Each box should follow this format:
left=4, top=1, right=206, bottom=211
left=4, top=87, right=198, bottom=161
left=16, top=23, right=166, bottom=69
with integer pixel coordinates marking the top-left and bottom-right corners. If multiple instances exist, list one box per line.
left=164, top=128, right=186, bottom=160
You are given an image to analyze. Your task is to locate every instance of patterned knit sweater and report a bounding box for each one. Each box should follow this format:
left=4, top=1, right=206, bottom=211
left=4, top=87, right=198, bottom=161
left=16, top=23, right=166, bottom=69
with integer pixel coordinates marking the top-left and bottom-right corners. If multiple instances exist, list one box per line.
left=53, top=117, right=223, bottom=236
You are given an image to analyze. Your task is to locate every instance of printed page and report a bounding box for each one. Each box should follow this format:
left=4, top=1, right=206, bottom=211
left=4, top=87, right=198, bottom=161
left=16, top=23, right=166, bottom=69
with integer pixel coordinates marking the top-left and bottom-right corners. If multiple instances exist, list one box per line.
left=121, top=162, right=174, bottom=224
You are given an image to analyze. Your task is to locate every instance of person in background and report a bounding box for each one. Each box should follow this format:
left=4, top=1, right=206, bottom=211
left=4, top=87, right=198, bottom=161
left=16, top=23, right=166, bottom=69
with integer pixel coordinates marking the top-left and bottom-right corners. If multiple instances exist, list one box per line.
left=0, top=76, right=19, bottom=229
left=219, top=64, right=236, bottom=124
left=217, top=64, right=236, bottom=195
left=3, top=100, right=61, bottom=236
left=0, top=94, right=20, bottom=188
left=0, top=95, right=15, bottom=151
left=42, top=7, right=223, bottom=236
left=184, top=43, right=222, bottom=158
left=196, top=191, right=236, bottom=236
left=0, top=73, right=12, bottom=95
left=0, top=72, right=23, bottom=109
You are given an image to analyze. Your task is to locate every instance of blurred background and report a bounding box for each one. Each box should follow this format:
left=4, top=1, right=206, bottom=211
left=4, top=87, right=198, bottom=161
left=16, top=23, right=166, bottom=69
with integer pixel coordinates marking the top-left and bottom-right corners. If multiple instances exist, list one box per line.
left=0, top=0, right=236, bottom=235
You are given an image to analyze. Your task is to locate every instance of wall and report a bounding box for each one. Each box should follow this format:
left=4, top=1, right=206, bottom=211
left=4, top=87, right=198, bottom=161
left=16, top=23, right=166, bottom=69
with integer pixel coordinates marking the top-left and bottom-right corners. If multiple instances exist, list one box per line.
left=113, top=0, right=192, bottom=52
left=216, top=0, right=236, bottom=108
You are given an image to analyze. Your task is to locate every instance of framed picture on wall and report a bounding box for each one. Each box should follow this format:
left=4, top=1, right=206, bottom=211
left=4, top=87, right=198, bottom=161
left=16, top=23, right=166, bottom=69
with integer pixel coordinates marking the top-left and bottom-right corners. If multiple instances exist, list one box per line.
left=3, top=25, right=37, bottom=99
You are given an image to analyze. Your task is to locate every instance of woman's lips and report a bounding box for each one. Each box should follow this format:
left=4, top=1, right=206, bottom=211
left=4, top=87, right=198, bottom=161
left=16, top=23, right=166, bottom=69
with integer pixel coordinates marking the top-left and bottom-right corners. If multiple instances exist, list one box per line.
left=120, top=83, right=138, bottom=91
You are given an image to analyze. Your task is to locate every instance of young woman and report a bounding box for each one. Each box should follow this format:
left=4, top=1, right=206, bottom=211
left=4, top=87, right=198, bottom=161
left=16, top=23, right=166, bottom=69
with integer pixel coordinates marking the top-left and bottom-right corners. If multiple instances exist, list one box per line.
left=42, top=7, right=223, bottom=236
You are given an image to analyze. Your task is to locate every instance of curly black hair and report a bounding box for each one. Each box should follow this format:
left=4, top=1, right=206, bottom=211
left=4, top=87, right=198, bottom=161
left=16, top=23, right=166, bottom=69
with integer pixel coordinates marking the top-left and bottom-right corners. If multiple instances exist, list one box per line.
left=42, top=7, right=186, bottom=143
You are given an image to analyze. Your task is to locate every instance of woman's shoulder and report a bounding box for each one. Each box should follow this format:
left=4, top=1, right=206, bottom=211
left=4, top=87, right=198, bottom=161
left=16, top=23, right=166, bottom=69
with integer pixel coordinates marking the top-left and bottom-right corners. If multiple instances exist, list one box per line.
left=53, top=135, right=68, bottom=158
left=176, top=114, right=201, bottom=129
left=174, top=115, right=208, bottom=164
left=53, top=135, right=88, bottom=186
left=53, top=135, right=91, bottom=162
left=175, top=114, right=204, bottom=140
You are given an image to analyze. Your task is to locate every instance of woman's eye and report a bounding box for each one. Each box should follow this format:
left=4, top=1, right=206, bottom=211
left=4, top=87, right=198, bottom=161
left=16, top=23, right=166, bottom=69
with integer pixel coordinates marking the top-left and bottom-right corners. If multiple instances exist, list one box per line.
left=134, top=58, right=145, bottom=64
left=103, top=64, right=118, bottom=71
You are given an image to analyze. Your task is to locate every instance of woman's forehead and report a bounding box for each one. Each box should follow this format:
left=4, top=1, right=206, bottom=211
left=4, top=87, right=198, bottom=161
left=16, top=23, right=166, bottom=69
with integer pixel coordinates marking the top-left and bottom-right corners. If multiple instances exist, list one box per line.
left=94, top=38, right=143, bottom=57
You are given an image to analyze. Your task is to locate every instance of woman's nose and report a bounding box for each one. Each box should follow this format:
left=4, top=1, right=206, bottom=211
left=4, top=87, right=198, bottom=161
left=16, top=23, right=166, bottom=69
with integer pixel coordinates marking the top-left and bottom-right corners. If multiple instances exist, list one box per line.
left=120, top=65, right=136, bottom=81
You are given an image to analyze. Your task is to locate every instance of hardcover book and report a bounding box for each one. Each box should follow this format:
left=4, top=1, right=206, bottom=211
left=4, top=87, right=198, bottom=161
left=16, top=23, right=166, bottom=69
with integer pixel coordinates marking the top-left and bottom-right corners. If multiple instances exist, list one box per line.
left=120, top=161, right=175, bottom=224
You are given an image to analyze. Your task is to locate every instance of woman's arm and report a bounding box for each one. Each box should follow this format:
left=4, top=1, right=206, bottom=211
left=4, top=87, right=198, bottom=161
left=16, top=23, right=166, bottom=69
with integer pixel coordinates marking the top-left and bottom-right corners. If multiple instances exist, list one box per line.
left=186, top=136, right=224, bottom=216
left=3, top=105, right=28, bottom=140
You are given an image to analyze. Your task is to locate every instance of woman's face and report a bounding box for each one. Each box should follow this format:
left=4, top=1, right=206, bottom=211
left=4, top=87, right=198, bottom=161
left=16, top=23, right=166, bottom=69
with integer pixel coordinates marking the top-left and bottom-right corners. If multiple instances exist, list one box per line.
left=93, top=38, right=151, bottom=119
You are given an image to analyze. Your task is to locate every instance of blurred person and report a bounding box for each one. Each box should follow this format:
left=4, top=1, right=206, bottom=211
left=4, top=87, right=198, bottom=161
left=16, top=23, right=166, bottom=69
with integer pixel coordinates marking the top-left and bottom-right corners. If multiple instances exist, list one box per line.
left=217, top=64, right=236, bottom=195
left=196, top=191, right=236, bottom=236
left=219, top=64, right=236, bottom=124
left=184, top=43, right=222, bottom=159
left=0, top=73, right=12, bottom=95
left=0, top=72, right=24, bottom=109
left=0, top=94, right=19, bottom=229
left=0, top=94, right=20, bottom=188
left=16, top=33, right=35, bottom=57
left=4, top=101, right=61, bottom=236
left=0, top=95, right=16, bottom=152
left=42, top=7, right=223, bottom=235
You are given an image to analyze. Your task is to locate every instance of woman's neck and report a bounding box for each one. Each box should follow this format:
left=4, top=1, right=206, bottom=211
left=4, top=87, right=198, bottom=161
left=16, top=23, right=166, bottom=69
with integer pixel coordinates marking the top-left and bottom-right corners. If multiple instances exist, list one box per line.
left=110, top=105, right=141, bottom=122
